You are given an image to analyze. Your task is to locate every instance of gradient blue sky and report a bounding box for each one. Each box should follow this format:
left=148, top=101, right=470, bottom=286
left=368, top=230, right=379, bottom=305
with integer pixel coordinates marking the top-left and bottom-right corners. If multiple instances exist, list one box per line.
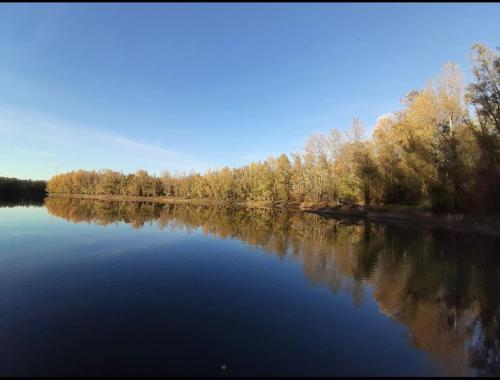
left=1, top=3, right=499, bottom=180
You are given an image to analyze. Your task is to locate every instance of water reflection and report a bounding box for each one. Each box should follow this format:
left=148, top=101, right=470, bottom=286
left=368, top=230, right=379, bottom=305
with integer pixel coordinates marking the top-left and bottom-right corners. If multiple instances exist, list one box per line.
left=44, top=197, right=500, bottom=376
left=0, top=198, right=45, bottom=208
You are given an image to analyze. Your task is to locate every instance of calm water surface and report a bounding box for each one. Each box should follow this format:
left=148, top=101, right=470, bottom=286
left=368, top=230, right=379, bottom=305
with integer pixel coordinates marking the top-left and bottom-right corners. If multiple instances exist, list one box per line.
left=0, top=198, right=499, bottom=376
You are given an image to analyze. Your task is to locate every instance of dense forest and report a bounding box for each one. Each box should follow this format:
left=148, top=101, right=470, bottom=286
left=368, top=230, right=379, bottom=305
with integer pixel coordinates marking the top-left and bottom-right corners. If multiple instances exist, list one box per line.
left=47, top=44, right=500, bottom=213
left=46, top=197, right=500, bottom=376
left=0, top=176, right=47, bottom=204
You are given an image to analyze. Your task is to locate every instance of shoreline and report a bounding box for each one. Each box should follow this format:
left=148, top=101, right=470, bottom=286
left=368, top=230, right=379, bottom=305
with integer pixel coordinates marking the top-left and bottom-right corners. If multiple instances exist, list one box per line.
left=302, top=203, right=500, bottom=237
left=46, top=194, right=500, bottom=237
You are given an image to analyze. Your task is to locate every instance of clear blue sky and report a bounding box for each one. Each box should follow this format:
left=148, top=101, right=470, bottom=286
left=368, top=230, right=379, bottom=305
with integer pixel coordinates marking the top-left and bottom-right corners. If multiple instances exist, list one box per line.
left=1, top=3, right=499, bottom=180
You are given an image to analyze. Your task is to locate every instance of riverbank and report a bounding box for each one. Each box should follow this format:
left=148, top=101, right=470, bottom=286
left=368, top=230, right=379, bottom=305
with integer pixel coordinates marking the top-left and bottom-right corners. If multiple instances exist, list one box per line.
left=46, top=194, right=500, bottom=236
left=301, top=202, right=500, bottom=237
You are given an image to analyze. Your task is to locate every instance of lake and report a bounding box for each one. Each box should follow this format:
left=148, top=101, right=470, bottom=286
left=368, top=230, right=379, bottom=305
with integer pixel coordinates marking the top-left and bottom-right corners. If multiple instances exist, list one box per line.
left=0, top=197, right=499, bottom=376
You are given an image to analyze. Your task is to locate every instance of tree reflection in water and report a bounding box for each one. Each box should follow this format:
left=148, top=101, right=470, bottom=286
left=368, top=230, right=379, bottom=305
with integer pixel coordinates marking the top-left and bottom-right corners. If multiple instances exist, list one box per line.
left=45, top=197, right=500, bottom=376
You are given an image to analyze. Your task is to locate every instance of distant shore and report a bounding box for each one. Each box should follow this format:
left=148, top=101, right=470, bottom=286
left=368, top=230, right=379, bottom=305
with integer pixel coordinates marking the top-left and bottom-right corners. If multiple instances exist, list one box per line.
left=46, top=194, right=500, bottom=236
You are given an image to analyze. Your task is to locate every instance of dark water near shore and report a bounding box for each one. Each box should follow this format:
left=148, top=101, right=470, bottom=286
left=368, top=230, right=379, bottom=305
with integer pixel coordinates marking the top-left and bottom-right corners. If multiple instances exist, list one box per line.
left=0, top=197, right=499, bottom=376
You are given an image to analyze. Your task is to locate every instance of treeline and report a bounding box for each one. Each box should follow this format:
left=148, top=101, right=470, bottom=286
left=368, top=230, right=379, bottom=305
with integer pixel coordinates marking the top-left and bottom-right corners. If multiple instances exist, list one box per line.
left=47, top=44, right=500, bottom=213
left=0, top=176, right=47, bottom=203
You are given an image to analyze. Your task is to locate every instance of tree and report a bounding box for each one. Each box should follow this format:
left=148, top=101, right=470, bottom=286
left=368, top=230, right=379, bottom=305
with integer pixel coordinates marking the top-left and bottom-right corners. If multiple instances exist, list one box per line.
left=465, top=44, right=500, bottom=211
left=275, top=154, right=292, bottom=202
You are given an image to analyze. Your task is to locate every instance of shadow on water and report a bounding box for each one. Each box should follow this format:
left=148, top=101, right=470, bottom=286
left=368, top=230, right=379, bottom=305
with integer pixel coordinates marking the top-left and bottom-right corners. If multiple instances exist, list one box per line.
left=41, top=197, right=500, bottom=376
